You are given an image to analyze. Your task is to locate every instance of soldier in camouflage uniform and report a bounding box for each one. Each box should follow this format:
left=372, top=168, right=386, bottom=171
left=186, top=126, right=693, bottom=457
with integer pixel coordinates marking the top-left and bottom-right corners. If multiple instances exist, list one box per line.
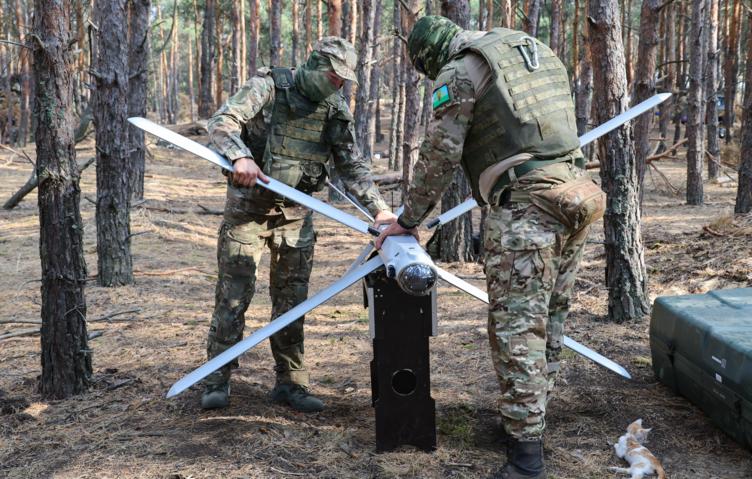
left=376, top=16, right=605, bottom=479
left=204, top=37, right=394, bottom=412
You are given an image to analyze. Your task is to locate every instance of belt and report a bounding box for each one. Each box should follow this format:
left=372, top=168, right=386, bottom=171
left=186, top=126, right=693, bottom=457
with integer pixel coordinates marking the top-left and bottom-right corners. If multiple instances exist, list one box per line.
left=488, top=156, right=571, bottom=206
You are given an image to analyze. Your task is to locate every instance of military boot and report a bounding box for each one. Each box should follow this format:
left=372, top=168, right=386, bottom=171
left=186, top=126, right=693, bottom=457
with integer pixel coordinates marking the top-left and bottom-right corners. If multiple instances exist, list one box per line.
left=270, top=383, right=324, bottom=413
left=201, top=382, right=230, bottom=409
left=492, top=438, right=546, bottom=479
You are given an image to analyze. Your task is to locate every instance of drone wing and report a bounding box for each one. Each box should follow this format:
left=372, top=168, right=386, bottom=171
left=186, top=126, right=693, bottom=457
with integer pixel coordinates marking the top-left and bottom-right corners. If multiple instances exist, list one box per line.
left=425, top=93, right=673, bottom=229
left=434, top=266, right=632, bottom=380
left=128, top=117, right=379, bottom=237
left=167, top=255, right=385, bottom=398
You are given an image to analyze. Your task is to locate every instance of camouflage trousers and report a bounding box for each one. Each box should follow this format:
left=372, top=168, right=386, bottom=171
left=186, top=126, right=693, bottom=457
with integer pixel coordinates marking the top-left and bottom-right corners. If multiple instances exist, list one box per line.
left=484, top=163, right=590, bottom=440
left=205, top=184, right=316, bottom=387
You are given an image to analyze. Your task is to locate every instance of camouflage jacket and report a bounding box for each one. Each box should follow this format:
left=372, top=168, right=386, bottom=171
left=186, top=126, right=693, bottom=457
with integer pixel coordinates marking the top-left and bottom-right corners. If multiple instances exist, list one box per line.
left=208, top=68, right=390, bottom=216
left=399, top=53, right=478, bottom=229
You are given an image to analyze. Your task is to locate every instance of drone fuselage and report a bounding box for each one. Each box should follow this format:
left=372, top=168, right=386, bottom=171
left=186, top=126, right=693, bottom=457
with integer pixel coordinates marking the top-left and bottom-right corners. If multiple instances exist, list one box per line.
left=377, top=235, right=438, bottom=296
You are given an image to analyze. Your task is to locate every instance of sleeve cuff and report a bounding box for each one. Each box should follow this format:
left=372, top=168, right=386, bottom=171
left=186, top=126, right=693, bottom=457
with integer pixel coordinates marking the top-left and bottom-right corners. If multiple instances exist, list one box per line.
left=397, top=215, right=419, bottom=229
left=225, top=146, right=253, bottom=161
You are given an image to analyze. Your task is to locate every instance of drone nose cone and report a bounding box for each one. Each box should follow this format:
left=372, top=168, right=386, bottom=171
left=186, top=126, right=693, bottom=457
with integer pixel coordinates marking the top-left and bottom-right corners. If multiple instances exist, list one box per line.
left=398, top=263, right=437, bottom=296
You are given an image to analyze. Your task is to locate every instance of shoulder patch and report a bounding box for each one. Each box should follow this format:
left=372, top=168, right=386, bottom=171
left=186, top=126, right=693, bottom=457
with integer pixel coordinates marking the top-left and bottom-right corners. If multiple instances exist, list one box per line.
left=432, top=84, right=451, bottom=109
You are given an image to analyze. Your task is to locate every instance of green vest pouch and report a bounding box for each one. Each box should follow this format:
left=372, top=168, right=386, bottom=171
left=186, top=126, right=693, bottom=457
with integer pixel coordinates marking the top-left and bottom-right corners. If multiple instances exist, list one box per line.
left=458, top=29, right=580, bottom=204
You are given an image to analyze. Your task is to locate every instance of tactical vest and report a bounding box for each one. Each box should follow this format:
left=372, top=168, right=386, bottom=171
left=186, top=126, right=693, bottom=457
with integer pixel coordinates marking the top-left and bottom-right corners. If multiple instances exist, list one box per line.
left=456, top=28, right=580, bottom=204
left=259, top=68, right=332, bottom=192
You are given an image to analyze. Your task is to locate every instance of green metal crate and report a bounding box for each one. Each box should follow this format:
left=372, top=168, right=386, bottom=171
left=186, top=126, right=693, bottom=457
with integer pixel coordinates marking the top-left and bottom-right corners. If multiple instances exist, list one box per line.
left=650, top=288, right=752, bottom=450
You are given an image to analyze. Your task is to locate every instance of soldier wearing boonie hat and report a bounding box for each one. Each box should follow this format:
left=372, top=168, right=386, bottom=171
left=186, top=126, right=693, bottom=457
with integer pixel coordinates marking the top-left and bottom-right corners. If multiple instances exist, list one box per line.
left=202, top=38, right=395, bottom=413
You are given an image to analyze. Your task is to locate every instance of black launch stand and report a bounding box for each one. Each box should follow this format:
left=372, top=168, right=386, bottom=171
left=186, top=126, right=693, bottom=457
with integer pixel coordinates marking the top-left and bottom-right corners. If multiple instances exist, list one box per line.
left=365, top=269, right=437, bottom=452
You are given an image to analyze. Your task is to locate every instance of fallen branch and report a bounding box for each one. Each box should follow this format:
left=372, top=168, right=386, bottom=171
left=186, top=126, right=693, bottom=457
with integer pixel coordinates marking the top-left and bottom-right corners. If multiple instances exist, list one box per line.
left=0, top=319, right=42, bottom=325
left=0, top=328, right=40, bottom=341
left=88, top=308, right=142, bottom=323
left=3, top=157, right=95, bottom=210
left=372, top=172, right=402, bottom=185
left=585, top=138, right=689, bottom=170
left=269, top=467, right=305, bottom=477
left=132, top=267, right=214, bottom=277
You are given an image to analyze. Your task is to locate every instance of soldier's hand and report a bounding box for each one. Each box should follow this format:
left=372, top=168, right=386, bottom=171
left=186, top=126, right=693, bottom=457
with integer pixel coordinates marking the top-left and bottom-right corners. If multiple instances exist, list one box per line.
left=374, top=221, right=419, bottom=250
left=373, top=210, right=398, bottom=228
left=232, top=157, right=269, bottom=187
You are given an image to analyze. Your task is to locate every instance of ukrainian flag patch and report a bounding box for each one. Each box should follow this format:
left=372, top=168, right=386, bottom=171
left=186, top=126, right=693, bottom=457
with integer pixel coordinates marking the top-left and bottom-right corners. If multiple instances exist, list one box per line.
left=432, top=84, right=451, bottom=109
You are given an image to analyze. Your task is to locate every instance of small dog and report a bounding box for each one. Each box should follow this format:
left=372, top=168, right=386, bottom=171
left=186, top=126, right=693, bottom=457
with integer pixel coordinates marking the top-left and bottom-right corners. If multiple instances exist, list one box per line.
left=608, top=419, right=666, bottom=479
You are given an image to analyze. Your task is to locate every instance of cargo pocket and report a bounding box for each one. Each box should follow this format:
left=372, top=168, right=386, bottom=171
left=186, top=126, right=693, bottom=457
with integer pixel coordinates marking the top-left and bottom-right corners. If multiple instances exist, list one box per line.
left=529, top=177, right=606, bottom=233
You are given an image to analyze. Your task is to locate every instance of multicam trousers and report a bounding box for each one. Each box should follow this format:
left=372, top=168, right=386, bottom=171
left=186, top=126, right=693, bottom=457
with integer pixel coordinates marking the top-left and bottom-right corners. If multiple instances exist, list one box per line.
left=205, top=183, right=316, bottom=387
left=484, top=163, right=590, bottom=440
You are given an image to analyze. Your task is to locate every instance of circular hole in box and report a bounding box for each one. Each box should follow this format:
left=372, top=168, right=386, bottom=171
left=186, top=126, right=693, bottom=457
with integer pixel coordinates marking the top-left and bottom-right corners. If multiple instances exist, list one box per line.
left=392, top=369, right=417, bottom=396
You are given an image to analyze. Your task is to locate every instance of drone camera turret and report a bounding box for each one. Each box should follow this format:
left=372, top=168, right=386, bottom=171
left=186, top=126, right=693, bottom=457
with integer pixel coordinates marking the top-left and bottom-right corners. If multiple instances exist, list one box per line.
left=378, top=236, right=437, bottom=296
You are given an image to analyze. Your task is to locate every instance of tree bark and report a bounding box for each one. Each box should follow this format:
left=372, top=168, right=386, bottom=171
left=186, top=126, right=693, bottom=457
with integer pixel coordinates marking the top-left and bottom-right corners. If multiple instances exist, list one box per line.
left=657, top=2, right=675, bottom=153
left=575, top=0, right=592, bottom=138
left=685, top=0, right=707, bottom=205
left=231, top=0, right=241, bottom=93
left=589, top=0, right=649, bottom=322
left=306, top=0, right=313, bottom=54
left=93, top=0, right=133, bottom=287
left=248, top=0, right=259, bottom=74
left=633, top=0, right=661, bottom=199
left=401, top=0, right=422, bottom=190
left=34, top=0, right=91, bottom=399
left=501, top=0, right=513, bottom=28
left=355, top=0, right=375, bottom=157
left=215, top=5, right=224, bottom=108
left=705, top=0, right=720, bottom=180
left=367, top=0, right=384, bottom=157
left=437, top=0, right=473, bottom=263
left=550, top=0, right=563, bottom=56
left=292, top=0, right=300, bottom=64
left=128, top=0, right=150, bottom=202
left=270, top=0, right=282, bottom=65
left=723, top=0, right=742, bottom=143
left=329, top=0, right=343, bottom=35
left=523, top=0, right=541, bottom=36
left=735, top=7, right=752, bottom=213
left=487, top=0, right=494, bottom=28
left=389, top=0, right=404, bottom=171
left=198, top=0, right=216, bottom=118
left=14, top=0, right=30, bottom=146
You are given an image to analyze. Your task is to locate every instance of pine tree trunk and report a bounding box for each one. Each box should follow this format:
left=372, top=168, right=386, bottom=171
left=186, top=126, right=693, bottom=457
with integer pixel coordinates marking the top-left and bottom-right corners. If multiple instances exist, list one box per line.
left=523, top=0, right=541, bottom=36
left=401, top=0, right=422, bottom=191
left=589, top=0, right=649, bottom=322
left=93, top=0, right=133, bottom=287
left=575, top=0, right=592, bottom=138
left=188, top=35, right=195, bottom=121
left=367, top=0, right=383, bottom=157
left=389, top=0, right=404, bottom=171
left=292, top=0, right=299, bottom=64
left=657, top=2, right=675, bottom=153
left=270, top=0, right=282, bottom=65
left=215, top=6, right=224, bottom=108
left=248, top=0, right=259, bottom=74
left=316, top=0, right=323, bottom=39
left=437, top=0, right=473, bottom=263
left=329, top=0, right=343, bottom=35
left=705, top=0, right=720, bottom=180
left=14, top=0, right=29, bottom=146
left=487, top=0, right=494, bottom=28
left=240, top=0, right=246, bottom=84
left=306, top=0, right=313, bottom=54
left=550, top=0, right=563, bottom=56
left=128, top=0, right=150, bottom=202
left=501, top=0, right=513, bottom=28
left=624, top=0, right=633, bottom=87
left=685, top=0, right=707, bottom=205
left=231, top=0, right=241, bottom=93
left=198, top=0, right=216, bottom=118
left=34, top=0, right=91, bottom=399
left=734, top=7, right=752, bottom=213
left=355, top=0, right=375, bottom=156
left=633, top=0, right=661, bottom=198
left=723, top=0, right=742, bottom=143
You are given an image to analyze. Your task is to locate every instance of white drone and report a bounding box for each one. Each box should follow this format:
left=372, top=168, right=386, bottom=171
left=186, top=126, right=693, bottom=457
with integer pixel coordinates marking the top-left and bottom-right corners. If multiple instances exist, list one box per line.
left=129, top=92, right=670, bottom=398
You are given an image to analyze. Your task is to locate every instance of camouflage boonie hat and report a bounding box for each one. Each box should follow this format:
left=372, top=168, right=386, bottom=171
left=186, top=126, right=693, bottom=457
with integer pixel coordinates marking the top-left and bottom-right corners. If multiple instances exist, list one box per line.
left=314, top=36, right=359, bottom=84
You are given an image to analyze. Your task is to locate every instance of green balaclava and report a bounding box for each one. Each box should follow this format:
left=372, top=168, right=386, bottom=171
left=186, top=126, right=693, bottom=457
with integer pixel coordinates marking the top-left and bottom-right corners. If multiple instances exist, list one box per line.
left=295, top=51, right=340, bottom=102
left=407, top=15, right=463, bottom=80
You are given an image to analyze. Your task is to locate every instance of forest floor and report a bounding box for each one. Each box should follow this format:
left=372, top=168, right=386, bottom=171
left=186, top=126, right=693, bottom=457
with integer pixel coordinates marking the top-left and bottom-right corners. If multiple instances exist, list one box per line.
left=1, top=130, right=751, bottom=479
